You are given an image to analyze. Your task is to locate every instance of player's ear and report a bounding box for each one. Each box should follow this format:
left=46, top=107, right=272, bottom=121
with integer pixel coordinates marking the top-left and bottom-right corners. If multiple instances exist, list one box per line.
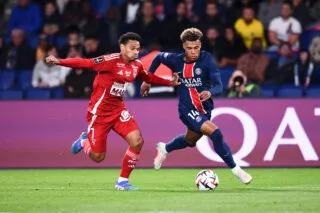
left=120, top=44, right=125, bottom=51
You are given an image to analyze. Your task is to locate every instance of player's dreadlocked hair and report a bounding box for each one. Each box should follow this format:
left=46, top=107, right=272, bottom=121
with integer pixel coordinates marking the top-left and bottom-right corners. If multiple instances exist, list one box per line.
left=180, top=28, right=203, bottom=43
left=119, top=32, right=142, bottom=45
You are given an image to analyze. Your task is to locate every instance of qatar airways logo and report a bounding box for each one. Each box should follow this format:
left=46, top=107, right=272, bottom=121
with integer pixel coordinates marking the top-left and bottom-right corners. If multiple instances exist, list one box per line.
left=196, top=107, right=320, bottom=167
left=181, top=77, right=202, bottom=87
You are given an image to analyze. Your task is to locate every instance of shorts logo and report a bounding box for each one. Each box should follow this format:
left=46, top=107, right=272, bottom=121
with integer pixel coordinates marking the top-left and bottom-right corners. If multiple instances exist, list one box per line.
left=94, top=57, right=104, bottom=64
left=120, top=110, right=132, bottom=122
left=195, top=68, right=202, bottom=75
left=196, top=116, right=202, bottom=123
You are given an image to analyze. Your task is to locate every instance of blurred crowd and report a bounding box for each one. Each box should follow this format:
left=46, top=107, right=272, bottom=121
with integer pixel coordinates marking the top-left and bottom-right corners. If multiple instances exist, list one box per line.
left=0, top=0, right=320, bottom=99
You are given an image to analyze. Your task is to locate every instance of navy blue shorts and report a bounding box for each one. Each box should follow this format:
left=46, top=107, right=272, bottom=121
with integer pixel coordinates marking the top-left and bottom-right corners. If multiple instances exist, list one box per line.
left=179, top=109, right=211, bottom=133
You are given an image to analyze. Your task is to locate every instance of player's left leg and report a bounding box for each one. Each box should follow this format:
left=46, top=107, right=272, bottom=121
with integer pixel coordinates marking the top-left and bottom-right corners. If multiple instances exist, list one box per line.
left=154, top=129, right=202, bottom=169
left=200, top=121, right=253, bottom=184
left=112, top=110, right=142, bottom=190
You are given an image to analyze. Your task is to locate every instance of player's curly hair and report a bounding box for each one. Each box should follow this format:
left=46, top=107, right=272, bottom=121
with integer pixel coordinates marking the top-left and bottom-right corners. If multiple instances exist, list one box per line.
left=119, top=32, right=142, bottom=45
left=180, top=28, right=203, bottom=43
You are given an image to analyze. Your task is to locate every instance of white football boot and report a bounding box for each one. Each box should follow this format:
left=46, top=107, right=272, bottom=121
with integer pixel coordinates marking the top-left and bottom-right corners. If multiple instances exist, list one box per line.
left=232, top=165, right=253, bottom=184
left=154, top=142, right=168, bottom=170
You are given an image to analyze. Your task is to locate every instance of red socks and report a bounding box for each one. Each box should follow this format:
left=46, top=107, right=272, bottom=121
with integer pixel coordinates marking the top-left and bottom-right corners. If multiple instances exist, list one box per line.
left=120, top=147, right=140, bottom=178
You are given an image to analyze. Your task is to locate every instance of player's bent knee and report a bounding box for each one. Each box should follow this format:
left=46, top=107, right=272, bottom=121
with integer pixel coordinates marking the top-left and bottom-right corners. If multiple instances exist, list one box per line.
left=131, top=136, right=144, bottom=150
left=91, top=152, right=106, bottom=163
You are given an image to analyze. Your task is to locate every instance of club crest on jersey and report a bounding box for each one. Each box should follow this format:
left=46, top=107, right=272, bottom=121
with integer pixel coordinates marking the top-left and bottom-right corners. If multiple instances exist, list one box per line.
left=94, top=57, right=104, bottom=64
left=195, top=68, right=202, bottom=75
left=196, top=116, right=202, bottom=123
left=117, top=70, right=123, bottom=75
left=120, top=110, right=132, bottom=122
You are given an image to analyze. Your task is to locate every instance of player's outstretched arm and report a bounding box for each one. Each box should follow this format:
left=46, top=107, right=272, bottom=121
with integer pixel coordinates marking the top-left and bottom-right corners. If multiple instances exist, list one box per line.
left=45, top=55, right=94, bottom=69
left=140, top=52, right=171, bottom=97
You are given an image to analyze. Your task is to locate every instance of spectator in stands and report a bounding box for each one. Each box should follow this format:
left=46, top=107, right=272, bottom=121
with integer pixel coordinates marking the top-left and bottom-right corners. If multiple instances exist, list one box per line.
left=59, top=30, right=82, bottom=59
left=81, top=2, right=100, bottom=39
left=32, top=44, right=70, bottom=88
left=234, top=7, right=267, bottom=49
left=237, top=38, right=269, bottom=84
left=197, top=2, right=224, bottom=34
left=258, top=0, right=282, bottom=28
left=160, top=1, right=191, bottom=51
left=4, top=29, right=35, bottom=70
left=265, top=42, right=294, bottom=84
left=227, top=70, right=261, bottom=98
left=227, top=0, right=259, bottom=25
left=202, top=26, right=224, bottom=63
left=268, top=2, right=302, bottom=51
left=64, top=45, right=93, bottom=98
left=35, top=34, right=48, bottom=62
left=292, top=0, right=314, bottom=28
left=184, top=0, right=201, bottom=23
left=282, top=48, right=318, bottom=88
left=8, top=0, right=42, bottom=36
left=120, top=0, right=142, bottom=25
left=62, top=0, right=85, bottom=30
left=154, top=0, right=166, bottom=21
left=64, top=68, right=93, bottom=98
left=0, top=35, right=7, bottom=69
left=43, top=1, right=62, bottom=36
left=82, top=36, right=104, bottom=59
left=219, top=27, right=247, bottom=67
left=130, top=1, right=161, bottom=48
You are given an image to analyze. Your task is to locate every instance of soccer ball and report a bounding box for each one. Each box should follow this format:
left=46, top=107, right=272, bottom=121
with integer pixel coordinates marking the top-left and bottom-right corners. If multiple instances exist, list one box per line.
left=195, top=169, right=219, bottom=191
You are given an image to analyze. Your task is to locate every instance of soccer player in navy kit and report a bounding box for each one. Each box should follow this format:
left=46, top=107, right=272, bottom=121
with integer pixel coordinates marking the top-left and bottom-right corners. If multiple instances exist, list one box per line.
left=140, top=28, right=253, bottom=184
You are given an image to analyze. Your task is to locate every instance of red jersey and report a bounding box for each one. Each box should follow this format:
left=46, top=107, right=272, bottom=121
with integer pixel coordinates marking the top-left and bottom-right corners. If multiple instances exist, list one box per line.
left=60, top=53, right=171, bottom=115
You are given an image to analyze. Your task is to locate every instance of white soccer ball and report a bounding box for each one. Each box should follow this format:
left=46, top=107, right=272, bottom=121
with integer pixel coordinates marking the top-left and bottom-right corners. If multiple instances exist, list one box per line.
left=195, top=169, right=219, bottom=191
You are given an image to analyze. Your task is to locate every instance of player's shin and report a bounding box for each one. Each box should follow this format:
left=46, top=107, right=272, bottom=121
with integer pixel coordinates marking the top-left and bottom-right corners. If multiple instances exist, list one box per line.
left=166, top=134, right=189, bottom=152
left=210, top=129, right=236, bottom=169
left=119, top=147, right=140, bottom=180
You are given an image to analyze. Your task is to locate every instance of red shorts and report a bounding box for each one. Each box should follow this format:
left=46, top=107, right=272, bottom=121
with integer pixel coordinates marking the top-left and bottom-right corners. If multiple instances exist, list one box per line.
left=86, top=109, right=139, bottom=154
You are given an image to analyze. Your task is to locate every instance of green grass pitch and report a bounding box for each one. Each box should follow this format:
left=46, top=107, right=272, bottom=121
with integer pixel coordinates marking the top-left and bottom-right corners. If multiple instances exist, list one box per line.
left=0, top=168, right=319, bottom=213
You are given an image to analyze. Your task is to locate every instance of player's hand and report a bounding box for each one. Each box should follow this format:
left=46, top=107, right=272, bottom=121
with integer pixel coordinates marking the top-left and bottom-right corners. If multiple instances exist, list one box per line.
left=140, top=82, right=151, bottom=97
left=199, top=90, right=212, bottom=102
left=45, top=55, right=60, bottom=65
left=170, top=73, right=181, bottom=87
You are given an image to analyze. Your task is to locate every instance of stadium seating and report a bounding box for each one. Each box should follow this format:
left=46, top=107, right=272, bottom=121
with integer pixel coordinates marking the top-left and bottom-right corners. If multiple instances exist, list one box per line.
left=306, top=87, right=320, bottom=97
left=25, top=88, right=51, bottom=99
left=277, top=84, right=303, bottom=97
left=51, top=87, right=64, bottom=99
left=0, top=70, right=15, bottom=90
left=0, top=89, right=23, bottom=100
left=17, top=70, right=33, bottom=90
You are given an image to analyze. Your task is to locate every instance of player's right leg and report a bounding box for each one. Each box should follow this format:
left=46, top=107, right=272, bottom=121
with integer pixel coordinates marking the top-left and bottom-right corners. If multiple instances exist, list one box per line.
left=154, top=129, right=202, bottom=169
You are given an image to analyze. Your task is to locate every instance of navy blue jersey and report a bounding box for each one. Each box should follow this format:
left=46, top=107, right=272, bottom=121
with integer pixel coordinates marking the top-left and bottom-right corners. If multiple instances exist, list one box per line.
left=149, top=51, right=223, bottom=116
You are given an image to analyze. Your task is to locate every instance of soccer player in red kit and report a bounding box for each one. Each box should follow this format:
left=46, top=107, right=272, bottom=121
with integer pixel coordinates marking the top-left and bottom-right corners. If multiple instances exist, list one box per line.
left=46, top=32, right=180, bottom=190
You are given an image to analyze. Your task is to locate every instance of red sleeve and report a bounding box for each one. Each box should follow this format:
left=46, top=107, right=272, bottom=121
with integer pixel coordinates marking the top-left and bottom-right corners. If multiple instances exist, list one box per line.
left=138, top=66, right=171, bottom=86
left=59, top=56, right=111, bottom=72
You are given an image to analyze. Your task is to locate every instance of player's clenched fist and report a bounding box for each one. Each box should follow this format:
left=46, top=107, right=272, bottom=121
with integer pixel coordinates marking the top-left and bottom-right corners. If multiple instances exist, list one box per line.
left=45, top=55, right=60, bottom=65
left=170, top=72, right=181, bottom=87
